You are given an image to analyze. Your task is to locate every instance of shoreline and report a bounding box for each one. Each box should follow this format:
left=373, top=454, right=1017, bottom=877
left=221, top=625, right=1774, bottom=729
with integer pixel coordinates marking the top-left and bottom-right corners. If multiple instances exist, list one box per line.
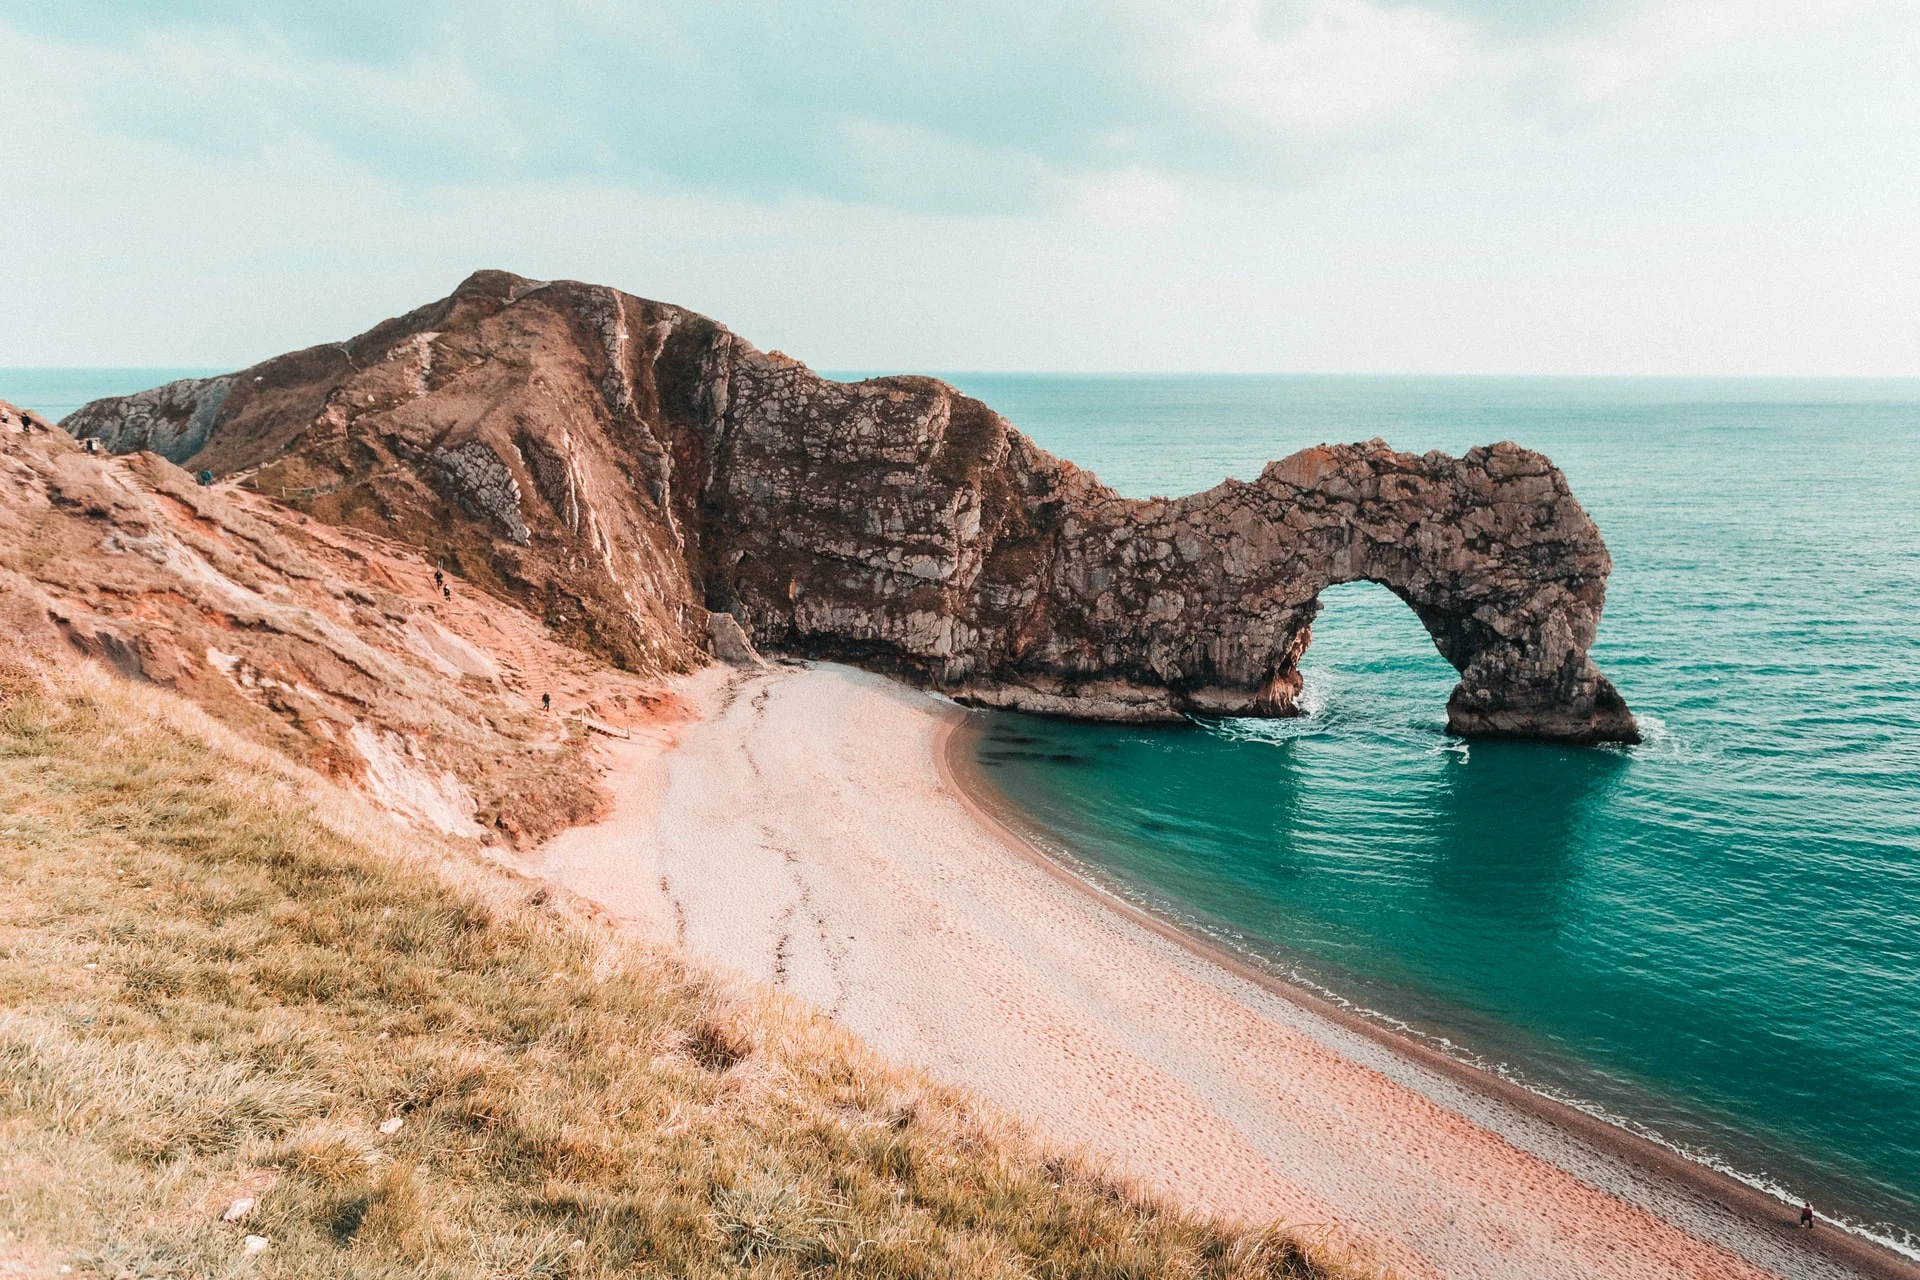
left=935, top=706, right=1920, bottom=1280
left=536, top=662, right=1910, bottom=1280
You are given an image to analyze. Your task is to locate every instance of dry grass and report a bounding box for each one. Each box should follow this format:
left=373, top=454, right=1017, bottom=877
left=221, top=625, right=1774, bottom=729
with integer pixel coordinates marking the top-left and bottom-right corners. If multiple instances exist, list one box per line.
left=0, top=664, right=1349, bottom=1279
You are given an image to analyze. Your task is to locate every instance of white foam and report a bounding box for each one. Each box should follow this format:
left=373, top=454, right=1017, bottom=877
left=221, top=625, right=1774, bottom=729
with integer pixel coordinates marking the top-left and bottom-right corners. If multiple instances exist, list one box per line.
left=1636, top=711, right=1670, bottom=745
left=1295, top=665, right=1335, bottom=718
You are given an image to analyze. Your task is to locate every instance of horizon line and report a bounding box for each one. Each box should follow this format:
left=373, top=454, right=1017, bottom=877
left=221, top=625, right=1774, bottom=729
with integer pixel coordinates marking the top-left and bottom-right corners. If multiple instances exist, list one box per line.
left=7, top=365, right=1920, bottom=382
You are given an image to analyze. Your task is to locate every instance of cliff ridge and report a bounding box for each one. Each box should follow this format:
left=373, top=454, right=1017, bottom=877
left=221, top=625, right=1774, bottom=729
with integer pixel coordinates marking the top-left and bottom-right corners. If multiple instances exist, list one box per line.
left=61, top=271, right=1636, bottom=744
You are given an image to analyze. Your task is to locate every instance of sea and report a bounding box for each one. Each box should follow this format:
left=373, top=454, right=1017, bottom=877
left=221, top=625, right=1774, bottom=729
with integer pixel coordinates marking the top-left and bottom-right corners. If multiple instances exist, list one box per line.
left=935, top=374, right=1920, bottom=1259
left=9, top=368, right=1918, bottom=1256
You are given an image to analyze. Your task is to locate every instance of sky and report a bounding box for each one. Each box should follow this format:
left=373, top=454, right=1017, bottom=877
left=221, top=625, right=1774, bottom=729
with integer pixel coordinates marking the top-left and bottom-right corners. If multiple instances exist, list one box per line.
left=3, top=1, right=1918, bottom=374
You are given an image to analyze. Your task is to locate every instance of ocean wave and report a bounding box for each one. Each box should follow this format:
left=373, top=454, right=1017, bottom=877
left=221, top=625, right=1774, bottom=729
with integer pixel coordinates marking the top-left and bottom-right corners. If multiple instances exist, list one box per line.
left=1296, top=666, right=1334, bottom=718
left=1203, top=716, right=1327, bottom=745
left=1616, top=709, right=1717, bottom=765
left=1485, top=1074, right=1920, bottom=1263
left=1197, top=666, right=1457, bottom=746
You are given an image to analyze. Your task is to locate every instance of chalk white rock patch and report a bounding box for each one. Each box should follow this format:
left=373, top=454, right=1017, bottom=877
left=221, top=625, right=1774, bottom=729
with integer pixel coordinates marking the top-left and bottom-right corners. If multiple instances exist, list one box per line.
left=348, top=722, right=484, bottom=838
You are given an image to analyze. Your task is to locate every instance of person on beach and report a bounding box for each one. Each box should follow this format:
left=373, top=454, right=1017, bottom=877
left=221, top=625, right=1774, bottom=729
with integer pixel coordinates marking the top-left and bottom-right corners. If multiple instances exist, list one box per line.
left=1800, top=1203, right=1814, bottom=1229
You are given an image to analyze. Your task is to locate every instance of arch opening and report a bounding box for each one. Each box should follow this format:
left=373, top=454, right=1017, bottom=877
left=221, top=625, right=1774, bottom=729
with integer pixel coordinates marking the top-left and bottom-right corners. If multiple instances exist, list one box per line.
left=1293, top=581, right=1460, bottom=730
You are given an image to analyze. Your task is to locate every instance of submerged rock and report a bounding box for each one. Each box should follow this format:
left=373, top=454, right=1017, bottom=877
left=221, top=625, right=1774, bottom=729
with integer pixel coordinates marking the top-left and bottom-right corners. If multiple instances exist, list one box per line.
left=63, top=271, right=1636, bottom=743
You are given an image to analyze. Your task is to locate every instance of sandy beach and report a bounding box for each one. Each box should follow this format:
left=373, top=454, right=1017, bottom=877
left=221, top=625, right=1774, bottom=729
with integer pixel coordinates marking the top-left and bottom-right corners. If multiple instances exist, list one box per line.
left=537, top=661, right=1904, bottom=1280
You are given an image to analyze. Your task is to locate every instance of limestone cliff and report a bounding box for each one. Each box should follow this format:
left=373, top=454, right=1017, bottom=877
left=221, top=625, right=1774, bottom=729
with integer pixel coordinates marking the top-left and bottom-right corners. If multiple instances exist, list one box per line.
left=63, top=271, right=1636, bottom=743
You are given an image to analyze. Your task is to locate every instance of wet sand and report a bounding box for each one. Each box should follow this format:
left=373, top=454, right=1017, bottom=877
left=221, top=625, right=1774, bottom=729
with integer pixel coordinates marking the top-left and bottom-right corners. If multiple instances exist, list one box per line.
left=536, top=661, right=1907, bottom=1280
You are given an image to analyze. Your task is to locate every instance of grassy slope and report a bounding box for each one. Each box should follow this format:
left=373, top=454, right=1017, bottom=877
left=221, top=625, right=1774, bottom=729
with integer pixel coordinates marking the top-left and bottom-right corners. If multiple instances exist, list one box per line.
left=0, top=666, right=1342, bottom=1280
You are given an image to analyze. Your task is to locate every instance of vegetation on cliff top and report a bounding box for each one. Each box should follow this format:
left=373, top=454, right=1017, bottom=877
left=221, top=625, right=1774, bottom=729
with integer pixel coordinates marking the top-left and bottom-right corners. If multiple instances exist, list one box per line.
left=0, top=660, right=1344, bottom=1279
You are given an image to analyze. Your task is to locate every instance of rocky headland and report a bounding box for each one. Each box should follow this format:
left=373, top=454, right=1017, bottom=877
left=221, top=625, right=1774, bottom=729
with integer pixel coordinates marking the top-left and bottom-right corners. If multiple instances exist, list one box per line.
left=60, top=270, right=1636, bottom=743
left=28, top=286, right=1920, bottom=1280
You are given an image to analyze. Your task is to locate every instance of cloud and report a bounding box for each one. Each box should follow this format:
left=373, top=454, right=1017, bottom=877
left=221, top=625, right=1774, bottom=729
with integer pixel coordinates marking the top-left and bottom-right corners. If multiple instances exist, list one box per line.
left=2, top=0, right=1756, bottom=212
left=3, top=0, right=1917, bottom=375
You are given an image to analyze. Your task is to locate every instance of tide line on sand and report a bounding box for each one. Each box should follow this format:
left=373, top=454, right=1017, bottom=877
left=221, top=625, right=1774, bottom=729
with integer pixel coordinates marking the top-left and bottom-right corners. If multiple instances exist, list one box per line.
left=535, top=661, right=1912, bottom=1280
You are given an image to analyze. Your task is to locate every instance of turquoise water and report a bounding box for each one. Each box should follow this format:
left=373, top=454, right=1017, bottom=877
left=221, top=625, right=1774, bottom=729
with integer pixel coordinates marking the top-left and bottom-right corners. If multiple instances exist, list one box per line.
left=13, top=367, right=1919, bottom=1250
left=939, top=376, right=1920, bottom=1255
left=0, top=368, right=220, bottom=422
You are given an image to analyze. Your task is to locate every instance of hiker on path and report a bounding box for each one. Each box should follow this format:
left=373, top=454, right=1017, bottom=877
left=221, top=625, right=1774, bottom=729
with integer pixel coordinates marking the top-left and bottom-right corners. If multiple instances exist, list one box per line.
left=542, top=693, right=551, bottom=712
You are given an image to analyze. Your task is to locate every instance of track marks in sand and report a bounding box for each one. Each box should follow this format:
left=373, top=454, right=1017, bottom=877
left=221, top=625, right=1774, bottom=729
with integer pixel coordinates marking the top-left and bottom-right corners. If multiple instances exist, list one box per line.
left=757, top=819, right=850, bottom=1014
left=658, top=874, right=688, bottom=947
left=726, top=669, right=787, bottom=780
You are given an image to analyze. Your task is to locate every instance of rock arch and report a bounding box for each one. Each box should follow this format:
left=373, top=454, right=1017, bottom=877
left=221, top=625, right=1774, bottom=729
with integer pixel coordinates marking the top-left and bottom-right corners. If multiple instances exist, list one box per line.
left=932, top=438, right=1639, bottom=743
left=700, top=356, right=1639, bottom=744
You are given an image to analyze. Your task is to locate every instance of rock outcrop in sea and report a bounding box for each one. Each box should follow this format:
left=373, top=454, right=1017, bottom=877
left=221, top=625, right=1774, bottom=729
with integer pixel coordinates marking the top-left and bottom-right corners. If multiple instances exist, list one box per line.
left=62, top=270, right=1637, bottom=743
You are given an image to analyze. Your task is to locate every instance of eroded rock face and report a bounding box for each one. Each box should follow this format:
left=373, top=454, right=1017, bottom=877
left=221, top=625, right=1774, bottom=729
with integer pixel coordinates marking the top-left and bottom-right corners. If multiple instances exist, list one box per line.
left=0, top=399, right=673, bottom=845
left=64, top=376, right=233, bottom=460
left=432, top=440, right=530, bottom=545
left=62, top=270, right=1636, bottom=743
